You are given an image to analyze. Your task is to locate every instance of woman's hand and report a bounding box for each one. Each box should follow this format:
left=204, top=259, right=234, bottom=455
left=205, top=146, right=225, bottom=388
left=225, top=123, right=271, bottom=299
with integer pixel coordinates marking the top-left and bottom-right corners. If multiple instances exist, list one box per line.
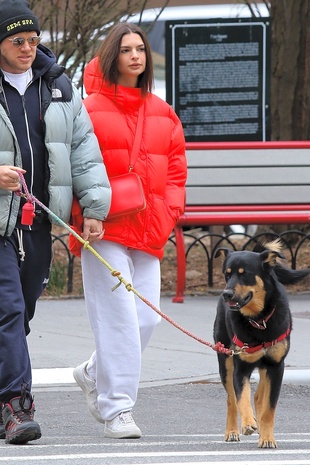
left=82, top=218, right=104, bottom=243
left=0, top=166, right=26, bottom=191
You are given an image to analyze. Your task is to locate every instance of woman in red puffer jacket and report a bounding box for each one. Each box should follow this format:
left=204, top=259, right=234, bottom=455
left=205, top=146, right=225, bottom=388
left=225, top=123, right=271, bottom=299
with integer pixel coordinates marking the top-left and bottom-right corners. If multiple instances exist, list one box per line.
left=71, top=22, right=186, bottom=440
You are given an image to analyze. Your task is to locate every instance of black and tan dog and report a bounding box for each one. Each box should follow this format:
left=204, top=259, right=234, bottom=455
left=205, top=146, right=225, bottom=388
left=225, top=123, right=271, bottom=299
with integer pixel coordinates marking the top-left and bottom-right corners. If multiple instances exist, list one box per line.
left=213, top=240, right=310, bottom=448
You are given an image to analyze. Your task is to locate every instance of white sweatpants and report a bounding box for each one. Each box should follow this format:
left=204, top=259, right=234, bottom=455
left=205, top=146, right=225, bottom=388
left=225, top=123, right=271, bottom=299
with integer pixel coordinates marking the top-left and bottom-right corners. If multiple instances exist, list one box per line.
left=81, top=240, right=161, bottom=421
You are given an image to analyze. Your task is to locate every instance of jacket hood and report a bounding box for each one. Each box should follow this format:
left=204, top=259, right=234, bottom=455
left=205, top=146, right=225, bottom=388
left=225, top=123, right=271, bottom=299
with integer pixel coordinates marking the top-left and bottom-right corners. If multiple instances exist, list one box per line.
left=84, top=57, right=103, bottom=95
left=84, top=56, right=144, bottom=113
left=32, top=44, right=65, bottom=81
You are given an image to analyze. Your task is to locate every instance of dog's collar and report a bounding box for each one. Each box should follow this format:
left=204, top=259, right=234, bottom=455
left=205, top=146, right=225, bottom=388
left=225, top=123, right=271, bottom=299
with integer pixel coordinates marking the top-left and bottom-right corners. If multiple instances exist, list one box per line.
left=232, top=326, right=291, bottom=354
left=247, top=306, right=276, bottom=330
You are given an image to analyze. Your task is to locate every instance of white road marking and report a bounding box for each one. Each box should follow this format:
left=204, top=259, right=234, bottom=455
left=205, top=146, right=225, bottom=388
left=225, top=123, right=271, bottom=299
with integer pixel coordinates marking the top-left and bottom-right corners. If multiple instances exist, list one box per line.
left=32, top=368, right=75, bottom=385
left=1, top=448, right=310, bottom=460
left=32, top=368, right=310, bottom=386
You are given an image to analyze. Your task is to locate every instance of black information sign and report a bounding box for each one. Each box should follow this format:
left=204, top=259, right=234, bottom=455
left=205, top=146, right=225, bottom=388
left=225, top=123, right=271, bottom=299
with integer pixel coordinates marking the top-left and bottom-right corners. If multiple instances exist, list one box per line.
left=165, top=18, right=270, bottom=142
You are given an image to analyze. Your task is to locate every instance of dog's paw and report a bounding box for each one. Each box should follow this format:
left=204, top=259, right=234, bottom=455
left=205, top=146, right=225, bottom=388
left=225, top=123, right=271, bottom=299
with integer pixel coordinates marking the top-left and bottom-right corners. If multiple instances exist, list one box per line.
left=242, top=423, right=258, bottom=436
left=258, top=437, right=277, bottom=448
left=225, top=431, right=240, bottom=442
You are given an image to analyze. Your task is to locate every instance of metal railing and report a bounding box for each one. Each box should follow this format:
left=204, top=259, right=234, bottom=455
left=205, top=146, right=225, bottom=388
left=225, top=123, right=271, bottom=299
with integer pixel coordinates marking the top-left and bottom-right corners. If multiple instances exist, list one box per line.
left=169, top=228, right=310, bottom=288
left=52, top=228, right=310, bottom=295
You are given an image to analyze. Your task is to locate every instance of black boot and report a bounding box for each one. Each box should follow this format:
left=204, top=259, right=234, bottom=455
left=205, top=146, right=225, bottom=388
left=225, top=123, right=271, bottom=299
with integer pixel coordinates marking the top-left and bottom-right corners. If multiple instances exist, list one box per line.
left=2, top=393, right=41, bottom=444
left=0, top=402, right=5, bottom=439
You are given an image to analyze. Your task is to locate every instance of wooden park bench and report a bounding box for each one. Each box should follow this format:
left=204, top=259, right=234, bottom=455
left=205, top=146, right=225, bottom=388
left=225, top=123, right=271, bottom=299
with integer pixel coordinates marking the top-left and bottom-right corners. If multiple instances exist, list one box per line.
left=172, top=141, right=310, bottom=302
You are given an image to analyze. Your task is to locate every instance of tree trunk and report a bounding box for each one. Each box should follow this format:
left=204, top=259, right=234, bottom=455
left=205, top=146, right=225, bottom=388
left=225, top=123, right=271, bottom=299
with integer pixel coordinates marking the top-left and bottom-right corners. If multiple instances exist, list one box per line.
left=270, top=0, right=310, bottom=140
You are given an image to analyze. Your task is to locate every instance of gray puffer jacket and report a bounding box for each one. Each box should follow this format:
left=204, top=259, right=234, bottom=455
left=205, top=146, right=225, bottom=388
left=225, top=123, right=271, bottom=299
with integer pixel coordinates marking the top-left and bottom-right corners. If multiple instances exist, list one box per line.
left=0, top=44, right=110, bottom=237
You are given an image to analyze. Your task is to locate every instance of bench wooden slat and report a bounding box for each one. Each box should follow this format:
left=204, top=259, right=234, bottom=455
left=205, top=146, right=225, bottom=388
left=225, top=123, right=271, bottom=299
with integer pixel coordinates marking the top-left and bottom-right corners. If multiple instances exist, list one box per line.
left=187, top=167, right=310, bottom=186
left=186, top=149, right=310, bottom=166
left=185, top=186, right=310, bottom=205
left=177, top=210, right=310, bottom=226
left=185, top=204, right=310, bottom=212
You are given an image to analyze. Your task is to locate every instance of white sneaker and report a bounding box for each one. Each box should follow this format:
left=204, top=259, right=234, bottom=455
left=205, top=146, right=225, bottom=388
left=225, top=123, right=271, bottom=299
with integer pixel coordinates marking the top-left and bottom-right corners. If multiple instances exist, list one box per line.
left=73, top=362, right=104, bottom=424
left=104, top=411, right=142, bottom=439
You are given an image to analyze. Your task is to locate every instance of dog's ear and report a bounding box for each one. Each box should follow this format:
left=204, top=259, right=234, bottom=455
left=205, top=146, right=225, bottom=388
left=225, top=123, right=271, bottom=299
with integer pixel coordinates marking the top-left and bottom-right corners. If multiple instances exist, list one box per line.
left=260, top=250, right=285, bottom=268
left=252, top=242, right=265, bottom=253
left=215, top=247, right=232, bottom=259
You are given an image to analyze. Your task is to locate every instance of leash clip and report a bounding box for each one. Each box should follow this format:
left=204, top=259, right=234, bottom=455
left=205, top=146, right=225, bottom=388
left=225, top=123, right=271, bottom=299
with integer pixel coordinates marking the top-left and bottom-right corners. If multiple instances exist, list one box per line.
left=230, top=346, right=247, bottom=356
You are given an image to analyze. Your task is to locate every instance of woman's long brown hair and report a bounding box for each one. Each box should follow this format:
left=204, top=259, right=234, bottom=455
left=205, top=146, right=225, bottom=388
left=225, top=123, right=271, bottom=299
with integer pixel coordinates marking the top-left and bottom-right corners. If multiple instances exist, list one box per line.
left=97, top=22, right=154, bottom=97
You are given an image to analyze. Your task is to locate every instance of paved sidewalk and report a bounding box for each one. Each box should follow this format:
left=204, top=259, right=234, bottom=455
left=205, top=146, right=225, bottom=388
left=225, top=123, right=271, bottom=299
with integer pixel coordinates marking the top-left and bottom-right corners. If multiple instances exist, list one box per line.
left=28, top=294, right=310, bottom=388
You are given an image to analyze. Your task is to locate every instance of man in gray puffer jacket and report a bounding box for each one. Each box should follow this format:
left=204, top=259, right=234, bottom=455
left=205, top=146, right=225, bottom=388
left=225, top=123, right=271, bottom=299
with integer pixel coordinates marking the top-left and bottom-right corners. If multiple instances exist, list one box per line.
left=0, top=0, right=111, bottom=445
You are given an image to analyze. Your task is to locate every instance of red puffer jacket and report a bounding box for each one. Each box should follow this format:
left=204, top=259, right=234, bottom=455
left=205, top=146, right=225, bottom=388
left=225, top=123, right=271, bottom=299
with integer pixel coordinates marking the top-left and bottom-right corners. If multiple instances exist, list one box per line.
left=70, top=57, right=187, bottom=260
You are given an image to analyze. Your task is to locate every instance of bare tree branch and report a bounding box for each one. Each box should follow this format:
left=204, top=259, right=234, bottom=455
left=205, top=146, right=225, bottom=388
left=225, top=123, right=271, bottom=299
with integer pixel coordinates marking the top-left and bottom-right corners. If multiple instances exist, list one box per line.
left=31, top=0, right=159, bottom=92
left=239, top=0, right=271, bottom=17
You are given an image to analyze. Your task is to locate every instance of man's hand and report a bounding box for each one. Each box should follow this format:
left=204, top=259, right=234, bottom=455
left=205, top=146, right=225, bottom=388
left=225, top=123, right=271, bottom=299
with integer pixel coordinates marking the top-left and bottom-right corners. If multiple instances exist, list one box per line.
left=0, top=166, right=26, bottom=191
left=82, top=218, right=104, bottom=243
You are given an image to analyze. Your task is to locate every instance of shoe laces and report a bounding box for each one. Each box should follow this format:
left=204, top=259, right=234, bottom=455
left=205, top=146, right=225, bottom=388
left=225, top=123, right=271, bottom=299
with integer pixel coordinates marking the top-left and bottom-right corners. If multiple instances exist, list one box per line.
left=12, top=409, right=32, bottom=424
left=119, top=411, right=135, bottom=425
left=19, top=382, right=33, bottom=409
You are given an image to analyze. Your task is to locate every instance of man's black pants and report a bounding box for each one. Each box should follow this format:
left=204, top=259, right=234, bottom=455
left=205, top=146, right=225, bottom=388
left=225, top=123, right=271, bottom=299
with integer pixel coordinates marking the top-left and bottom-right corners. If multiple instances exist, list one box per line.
left=0, top=223, right=51, bottom=402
